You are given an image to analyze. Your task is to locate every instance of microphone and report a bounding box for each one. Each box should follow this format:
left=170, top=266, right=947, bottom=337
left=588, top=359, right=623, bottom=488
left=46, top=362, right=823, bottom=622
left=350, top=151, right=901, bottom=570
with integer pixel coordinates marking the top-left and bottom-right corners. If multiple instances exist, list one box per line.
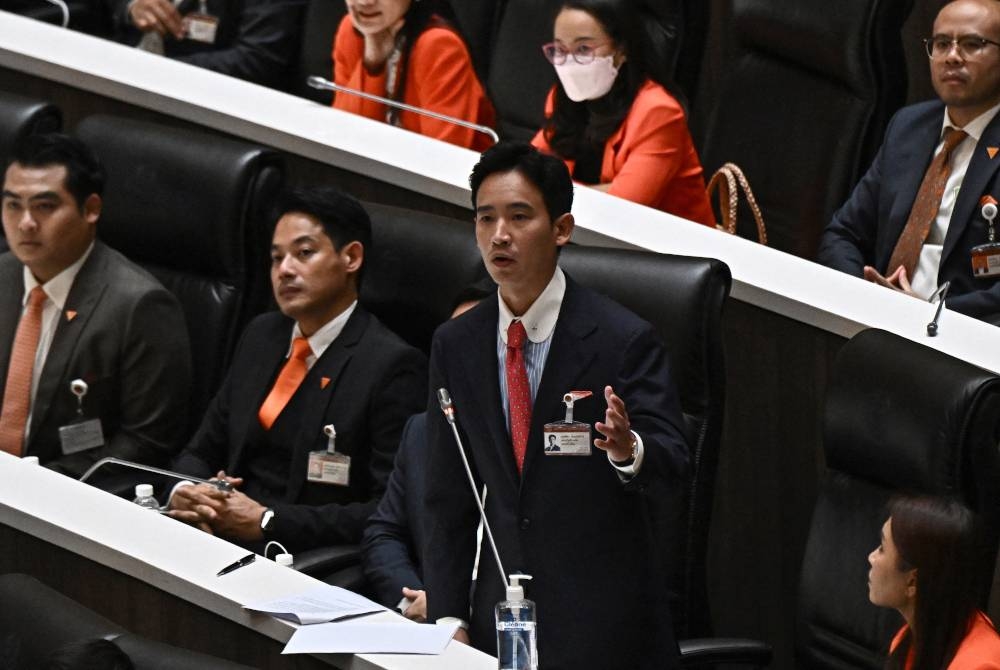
left=437, top=388, right=509, bottom=590
left=79, top=457, right=233, bottom=492
left=926, top=280, right=951, bottom=337
left=307, top=76, right=500, bottom=146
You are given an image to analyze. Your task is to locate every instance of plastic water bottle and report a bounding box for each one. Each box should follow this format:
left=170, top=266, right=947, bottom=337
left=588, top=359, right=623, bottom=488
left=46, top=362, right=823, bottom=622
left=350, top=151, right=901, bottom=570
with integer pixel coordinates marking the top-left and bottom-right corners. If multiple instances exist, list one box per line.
left=132, top=484, right=159, bottom=510
left=495, top=574, right=537, bottom=670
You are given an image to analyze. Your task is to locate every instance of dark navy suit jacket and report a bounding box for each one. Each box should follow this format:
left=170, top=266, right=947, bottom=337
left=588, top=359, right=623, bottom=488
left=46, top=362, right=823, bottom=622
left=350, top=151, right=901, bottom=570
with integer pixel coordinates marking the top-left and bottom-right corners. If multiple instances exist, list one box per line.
left=361, top=411, right=427, bottom=609
left=818, top=100, right=1000, bottom=324
left=423, top=275, right=688, bottom=670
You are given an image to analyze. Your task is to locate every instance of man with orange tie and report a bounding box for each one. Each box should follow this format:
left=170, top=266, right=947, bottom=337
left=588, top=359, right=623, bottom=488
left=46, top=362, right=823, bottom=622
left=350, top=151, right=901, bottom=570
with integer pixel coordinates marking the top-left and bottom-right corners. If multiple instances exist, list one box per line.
left=423, top=143, right=689, bottom=670
left=169, top=186, right=426, bottom=554
left=819, top=0, right=1000, bottom=325
left=0, top=133, right=190, bottom=476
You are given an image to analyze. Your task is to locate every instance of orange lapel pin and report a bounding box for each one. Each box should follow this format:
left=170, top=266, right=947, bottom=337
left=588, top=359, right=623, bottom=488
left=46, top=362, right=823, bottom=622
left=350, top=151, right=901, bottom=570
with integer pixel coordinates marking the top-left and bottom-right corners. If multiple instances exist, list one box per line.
left=66, top=310, right=78, bottom=322
left=987, top=147, right=999, bottom=159
left=321, top=377, right=331, bottom=389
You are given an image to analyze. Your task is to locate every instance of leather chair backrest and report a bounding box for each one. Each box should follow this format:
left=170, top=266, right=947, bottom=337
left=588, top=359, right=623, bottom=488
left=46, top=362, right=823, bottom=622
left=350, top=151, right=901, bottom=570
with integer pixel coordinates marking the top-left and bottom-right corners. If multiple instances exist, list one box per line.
left=360, top=203, right=486, bottom=354
left=0, top=573, right=126, bottom=669
left=797, top=328, right=1000, bottom=669
left=560, top=247, right=731, bottom=638
left=75, top=115, right=284, bottom=426
left=113, top=634, right=255, bottom=670
left=695, top=0, right=913, bottom=258
left=289, top=0, right=347, bottom=104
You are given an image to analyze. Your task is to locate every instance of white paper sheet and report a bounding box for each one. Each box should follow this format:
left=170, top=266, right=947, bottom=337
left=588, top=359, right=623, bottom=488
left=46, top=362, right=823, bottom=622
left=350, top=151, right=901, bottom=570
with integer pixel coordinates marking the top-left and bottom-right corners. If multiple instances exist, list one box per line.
left=281, top=621, right=460, bottom=655
left=242, top=585, right=385, bottom=624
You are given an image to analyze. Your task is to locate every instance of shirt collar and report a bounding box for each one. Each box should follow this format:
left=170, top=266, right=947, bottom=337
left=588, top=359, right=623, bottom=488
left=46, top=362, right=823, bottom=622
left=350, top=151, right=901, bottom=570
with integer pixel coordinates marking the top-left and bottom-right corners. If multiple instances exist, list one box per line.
left=22, top=241, right=95, bottom=311
left=498, top=267, right=565, bottom=344
left=289, top=300, right=358, bottom=360
left=943, top=101, right=1000, bottom=143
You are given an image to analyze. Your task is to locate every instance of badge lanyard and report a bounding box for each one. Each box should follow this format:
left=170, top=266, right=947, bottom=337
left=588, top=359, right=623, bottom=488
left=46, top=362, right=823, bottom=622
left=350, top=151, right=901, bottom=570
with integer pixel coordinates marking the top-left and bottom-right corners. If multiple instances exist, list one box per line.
left=58, top=378, right=105, bottom=455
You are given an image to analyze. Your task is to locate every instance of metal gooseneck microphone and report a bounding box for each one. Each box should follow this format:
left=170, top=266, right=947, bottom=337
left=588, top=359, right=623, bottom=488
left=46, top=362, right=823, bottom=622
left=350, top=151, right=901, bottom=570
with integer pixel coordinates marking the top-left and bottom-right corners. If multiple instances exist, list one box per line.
left=79, top=457, right=233, bottom=492
left=437, top=388, right=509, bottom=590
left=926, top=280, right=951, bottom=337
left=307, top=76, right=500, bottom=146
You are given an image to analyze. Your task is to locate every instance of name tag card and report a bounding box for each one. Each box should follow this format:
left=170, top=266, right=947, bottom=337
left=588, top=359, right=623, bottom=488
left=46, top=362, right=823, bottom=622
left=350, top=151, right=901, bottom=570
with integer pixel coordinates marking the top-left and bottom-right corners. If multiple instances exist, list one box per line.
left=971, top=243, right=1000, bottom=278
left=543, top=390, right=594, bottom=457
left=307, top=451, right=351, bottom=486
left=59, top=419, right=104, bottom=454
left=184, top=14, right=219, bottom=44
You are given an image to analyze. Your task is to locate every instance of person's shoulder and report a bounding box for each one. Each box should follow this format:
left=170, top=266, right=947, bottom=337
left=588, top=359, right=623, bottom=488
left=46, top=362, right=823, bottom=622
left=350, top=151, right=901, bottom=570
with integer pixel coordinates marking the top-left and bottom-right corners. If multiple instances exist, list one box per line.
left=356, top=307, right=425, bottom=359
left=0, top=251, right=20, bottom=275
left=412, top=21, right=470, bottom=58
left=630, top=80, right=684, bottom=116
left=92, top=243, right=174, bottom=300
left=564, top=277, right=652, bottom=338
left=889, top=99, right=944, bottom=128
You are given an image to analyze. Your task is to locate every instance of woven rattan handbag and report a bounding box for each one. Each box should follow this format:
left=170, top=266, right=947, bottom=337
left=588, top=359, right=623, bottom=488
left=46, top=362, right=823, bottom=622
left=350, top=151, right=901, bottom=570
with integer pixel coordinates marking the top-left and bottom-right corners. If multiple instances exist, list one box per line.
left=706, top=163, right=768, bottom=245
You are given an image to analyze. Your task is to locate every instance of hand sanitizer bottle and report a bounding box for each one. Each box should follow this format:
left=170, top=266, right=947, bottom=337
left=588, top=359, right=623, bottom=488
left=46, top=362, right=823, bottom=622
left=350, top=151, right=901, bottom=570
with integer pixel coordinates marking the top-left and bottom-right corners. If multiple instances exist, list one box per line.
left=495, top=574, right=537, bottom=670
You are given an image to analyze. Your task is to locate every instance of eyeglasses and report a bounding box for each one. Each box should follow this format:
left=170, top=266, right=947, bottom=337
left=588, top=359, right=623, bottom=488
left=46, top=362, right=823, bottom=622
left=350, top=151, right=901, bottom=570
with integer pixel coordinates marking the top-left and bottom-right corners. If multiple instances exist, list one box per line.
left=923, top=35, right=1000, bottom=60
left=541, top=42, right=611, bottom=65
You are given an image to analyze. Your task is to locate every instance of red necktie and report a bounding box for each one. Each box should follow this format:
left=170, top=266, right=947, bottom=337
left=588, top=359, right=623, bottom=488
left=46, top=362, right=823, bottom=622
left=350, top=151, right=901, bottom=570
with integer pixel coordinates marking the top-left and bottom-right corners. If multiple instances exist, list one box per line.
left=506, top=320, right=531, bottom=474
left=887, top=127, right=968, bottom=279
left=258, top=337, right=312, bottom=430
left=0, top=286, right=48, bottom=456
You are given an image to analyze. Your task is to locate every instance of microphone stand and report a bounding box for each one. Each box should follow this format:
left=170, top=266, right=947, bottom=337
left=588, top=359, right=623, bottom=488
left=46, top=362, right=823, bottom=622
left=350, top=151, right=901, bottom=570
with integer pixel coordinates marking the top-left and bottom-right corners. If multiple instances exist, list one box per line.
left=307, top=76, right=500, bottom=146
left=437, top=388, right=509, bottom=590
left=926, top=280, right=951, bottom=337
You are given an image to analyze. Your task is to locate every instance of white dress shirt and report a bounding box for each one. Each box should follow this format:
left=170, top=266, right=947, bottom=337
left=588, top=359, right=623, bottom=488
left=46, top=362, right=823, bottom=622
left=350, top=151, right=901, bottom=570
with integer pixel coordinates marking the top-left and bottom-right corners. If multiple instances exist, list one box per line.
left=284, top=300, right=358, bottom=369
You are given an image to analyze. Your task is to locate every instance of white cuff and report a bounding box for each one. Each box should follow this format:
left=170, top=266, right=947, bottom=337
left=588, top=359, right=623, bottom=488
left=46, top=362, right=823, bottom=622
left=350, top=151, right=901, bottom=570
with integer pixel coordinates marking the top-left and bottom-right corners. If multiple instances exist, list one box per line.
left=436, top=616, right=469, bottom=630
left=608, top=430, right=644, bottom=477
left=397, top=596, right=412, bottom=613
left=166, top=479, right=194, bottom=507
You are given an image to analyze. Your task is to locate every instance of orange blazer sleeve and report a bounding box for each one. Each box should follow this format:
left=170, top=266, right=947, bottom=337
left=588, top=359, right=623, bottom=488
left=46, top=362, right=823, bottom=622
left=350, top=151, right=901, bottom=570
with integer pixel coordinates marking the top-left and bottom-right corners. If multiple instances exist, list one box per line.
left=331, top=14, right=389, bottom=122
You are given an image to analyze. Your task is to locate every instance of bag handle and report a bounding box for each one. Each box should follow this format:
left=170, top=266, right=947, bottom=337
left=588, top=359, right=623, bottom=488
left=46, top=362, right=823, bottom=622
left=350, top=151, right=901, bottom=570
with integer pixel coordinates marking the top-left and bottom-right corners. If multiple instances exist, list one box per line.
left=706, top=162, right=767, bottom=245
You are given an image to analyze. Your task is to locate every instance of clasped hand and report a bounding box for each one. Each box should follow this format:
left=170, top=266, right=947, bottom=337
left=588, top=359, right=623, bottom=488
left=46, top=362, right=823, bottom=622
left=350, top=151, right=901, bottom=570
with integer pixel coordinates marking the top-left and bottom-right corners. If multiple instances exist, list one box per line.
left=168, top=471, right=267, bottom=540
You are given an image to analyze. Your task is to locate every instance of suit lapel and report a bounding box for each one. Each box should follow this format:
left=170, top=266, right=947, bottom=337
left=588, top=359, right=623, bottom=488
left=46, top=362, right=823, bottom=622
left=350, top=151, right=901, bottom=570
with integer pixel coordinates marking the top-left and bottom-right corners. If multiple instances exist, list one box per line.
left=942, top=112, right=1000, bottom=264
left=284, top=309, right=366, bottom=501
left=521, top=279, right=597, bottom=479
left=0, top=264, right=24, bottom=389
left=229, top=322, right=289, bottom=472
left=28, top=246, right=108, bottom=443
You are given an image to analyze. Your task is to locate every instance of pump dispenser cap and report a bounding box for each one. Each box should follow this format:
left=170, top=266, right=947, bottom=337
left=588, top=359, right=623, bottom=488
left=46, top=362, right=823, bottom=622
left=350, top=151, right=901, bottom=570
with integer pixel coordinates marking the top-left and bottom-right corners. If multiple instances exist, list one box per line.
left=275, top=553, right=294, bottom=568
left=507, top=573, right=532, bottom=601
left=135, top=484, right=153, bottom=498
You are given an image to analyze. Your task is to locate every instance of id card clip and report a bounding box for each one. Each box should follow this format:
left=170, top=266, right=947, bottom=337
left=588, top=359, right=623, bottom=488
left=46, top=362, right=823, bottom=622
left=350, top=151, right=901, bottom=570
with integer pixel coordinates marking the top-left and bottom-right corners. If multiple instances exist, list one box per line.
left=184, top=3, right=218, bottom=44
left=307, top=423, right=350, bottom=486
left=543, top=390, right=593, bottom=456
left=59, top=379, right=104, bottom=455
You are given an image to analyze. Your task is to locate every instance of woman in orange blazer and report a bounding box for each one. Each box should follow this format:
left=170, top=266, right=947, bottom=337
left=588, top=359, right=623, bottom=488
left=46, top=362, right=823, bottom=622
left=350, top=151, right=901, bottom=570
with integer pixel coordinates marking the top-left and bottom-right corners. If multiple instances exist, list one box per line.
left=868, top=496, right=1000, bottom=670
left=531, top=0, right=714, bottom=226
left=332, top=0, right=495, bottom=151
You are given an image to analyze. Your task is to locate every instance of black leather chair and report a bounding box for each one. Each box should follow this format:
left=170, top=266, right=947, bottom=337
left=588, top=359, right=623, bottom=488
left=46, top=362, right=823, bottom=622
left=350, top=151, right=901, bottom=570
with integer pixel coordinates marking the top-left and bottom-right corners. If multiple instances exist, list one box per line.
left=681, top=328, right=1000, bottom=668
left=797, top=328, right=1000, bottom=669
left=0, top=573, right=254, bottom=669
left=4, top=0, right=112, bottom=36
left=289, top=0, right=347, bottom=104
left=75, top=115, right=284, bottom=431
left=694, top=0, right=913, bottom=258
left=560, top=246, right=730, bottom=640
left=0, top=91, right=62, bottom=254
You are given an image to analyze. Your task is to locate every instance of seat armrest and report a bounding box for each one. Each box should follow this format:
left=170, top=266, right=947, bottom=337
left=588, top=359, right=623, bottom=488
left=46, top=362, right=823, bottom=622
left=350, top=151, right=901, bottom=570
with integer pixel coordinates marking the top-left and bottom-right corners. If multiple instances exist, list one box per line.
left=679, top=637, right=773, bottom=668
left=290, top=545, right=360, bottom=577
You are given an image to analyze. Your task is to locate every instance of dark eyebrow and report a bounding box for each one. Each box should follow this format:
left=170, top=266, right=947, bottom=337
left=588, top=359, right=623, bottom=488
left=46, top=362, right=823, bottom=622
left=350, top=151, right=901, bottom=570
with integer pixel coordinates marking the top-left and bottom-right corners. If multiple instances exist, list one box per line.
left=271, top=234, right=318, bottom=251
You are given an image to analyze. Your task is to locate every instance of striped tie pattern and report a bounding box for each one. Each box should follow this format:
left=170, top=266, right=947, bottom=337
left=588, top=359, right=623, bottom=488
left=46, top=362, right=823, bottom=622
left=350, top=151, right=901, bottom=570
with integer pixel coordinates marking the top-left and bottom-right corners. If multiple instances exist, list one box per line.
left=0, top=287, right=48, bottom=456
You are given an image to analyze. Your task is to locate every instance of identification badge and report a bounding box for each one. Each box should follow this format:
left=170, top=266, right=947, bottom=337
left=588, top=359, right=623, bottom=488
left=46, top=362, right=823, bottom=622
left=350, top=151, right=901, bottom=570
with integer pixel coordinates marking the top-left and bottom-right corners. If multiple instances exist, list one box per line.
left=59, top=418, right=104, bottom=454
left=307, top=424, right=350, bottom=486
left=971, top=243, right=1000, bottom=278
left=60, top=378, right=103, bottom=454
left=184, top=14, right=219, bottom=44
left=543, top=391, right=593, bottom=456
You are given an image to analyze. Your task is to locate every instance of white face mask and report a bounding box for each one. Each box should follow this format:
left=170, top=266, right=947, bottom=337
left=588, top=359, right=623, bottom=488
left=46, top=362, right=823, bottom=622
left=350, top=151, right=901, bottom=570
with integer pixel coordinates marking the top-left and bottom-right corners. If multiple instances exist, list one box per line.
left=553, top=55, right=619, bottom=102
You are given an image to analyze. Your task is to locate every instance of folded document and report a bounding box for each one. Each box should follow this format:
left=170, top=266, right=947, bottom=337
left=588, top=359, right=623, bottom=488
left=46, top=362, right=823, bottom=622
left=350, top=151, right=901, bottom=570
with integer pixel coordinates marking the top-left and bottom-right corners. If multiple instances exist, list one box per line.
left=242, top=585, right=385, bottom=625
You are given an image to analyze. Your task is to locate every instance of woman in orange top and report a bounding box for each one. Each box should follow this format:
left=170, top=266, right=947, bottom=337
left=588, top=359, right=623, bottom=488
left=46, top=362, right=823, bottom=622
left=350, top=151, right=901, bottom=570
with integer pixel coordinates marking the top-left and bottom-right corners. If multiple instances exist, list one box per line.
left=531, top=0, right=714, bottom=226
left=332, top=0, right=495, bottom=151
left=868, top=496, right=1000, bottom=670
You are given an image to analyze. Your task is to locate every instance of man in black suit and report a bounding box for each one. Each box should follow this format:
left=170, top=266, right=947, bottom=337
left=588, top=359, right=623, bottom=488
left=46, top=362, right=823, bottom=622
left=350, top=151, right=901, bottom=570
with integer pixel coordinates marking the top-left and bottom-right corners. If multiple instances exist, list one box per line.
left=423, top=143, right=688, bottom=670
left=169, top=186, right=426, bottom=553
left=819, top=0, right=1000, bottom=324
left=0, top=133, right=191, bottom=476
left=109, top=0, right=305, bottom=89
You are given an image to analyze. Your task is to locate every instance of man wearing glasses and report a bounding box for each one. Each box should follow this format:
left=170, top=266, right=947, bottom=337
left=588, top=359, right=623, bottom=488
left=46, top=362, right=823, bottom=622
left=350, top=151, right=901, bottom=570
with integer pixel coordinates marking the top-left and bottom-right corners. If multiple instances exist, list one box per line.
left=819, top=0, right=1000, bottom=325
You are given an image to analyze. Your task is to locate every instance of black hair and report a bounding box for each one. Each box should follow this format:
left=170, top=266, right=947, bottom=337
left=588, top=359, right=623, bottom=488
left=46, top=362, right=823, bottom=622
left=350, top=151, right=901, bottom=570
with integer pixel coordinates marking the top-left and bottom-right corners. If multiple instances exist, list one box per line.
left=6, top=133, right=106, bottom=209
left=543, top=0, right=684, bottom=162
left=450, top=273, right=496, bottom=314
left=46, top=639, right=134, bottom=670
left=469, top=141, right=573, bottom=222
left=884, top=496, right=983, bottom=670
left=273, top=186, right=372, bottom=288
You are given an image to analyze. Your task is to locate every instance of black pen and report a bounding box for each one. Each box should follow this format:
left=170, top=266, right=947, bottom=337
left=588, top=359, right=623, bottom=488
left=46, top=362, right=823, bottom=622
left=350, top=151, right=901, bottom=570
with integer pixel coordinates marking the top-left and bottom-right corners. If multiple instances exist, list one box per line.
left=217, top=553, right=255, bottom=577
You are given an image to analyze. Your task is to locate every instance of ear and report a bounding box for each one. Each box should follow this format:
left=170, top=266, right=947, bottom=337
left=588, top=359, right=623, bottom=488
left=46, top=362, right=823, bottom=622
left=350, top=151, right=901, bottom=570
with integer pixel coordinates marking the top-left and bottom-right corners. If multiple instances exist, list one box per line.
left=82, top=193, right=102, bottom=226
left=553, top=212, right=574, bottom=247
left=341, top=240, right=365, bottom=275
left=905, top=569, right=918, bottom=599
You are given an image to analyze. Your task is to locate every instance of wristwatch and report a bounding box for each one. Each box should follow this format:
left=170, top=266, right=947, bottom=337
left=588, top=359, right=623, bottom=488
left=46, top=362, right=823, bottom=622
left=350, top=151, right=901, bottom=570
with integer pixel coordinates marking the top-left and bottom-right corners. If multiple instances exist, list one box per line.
left=260, top=507, right=276, bottom=534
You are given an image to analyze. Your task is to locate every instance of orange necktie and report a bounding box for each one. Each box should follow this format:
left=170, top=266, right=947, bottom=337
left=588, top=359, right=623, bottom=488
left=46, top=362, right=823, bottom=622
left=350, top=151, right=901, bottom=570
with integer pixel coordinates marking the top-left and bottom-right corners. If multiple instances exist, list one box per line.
left=0, top=287, right=48, bottom=456
left=258, top=337, right=312, bottom=430
left=506, top=320, right=531, bottom=474
left=887, top=127, right=968, bottom=279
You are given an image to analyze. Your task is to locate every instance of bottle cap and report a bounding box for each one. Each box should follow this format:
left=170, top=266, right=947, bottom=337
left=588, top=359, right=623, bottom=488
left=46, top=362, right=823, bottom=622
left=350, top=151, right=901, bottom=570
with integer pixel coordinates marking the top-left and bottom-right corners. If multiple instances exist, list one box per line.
left=21, top=456, right=39, bottom=465
left=507, top=573, right=532, bottom=601
left=135, top=484, right=154, bottom=498
left=275, top=553, right=294, bottom=568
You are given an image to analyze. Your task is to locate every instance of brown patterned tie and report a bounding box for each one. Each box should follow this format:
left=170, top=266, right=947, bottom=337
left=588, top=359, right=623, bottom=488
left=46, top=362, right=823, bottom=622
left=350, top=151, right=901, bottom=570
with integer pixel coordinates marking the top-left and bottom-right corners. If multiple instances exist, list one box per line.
left=258, top=337, right=312, bottom=430
left=0, top=287, right=48, bottom=456
left=506, top=320, right=531, bottom=474
left=887, top=127, right=968, bottom=279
